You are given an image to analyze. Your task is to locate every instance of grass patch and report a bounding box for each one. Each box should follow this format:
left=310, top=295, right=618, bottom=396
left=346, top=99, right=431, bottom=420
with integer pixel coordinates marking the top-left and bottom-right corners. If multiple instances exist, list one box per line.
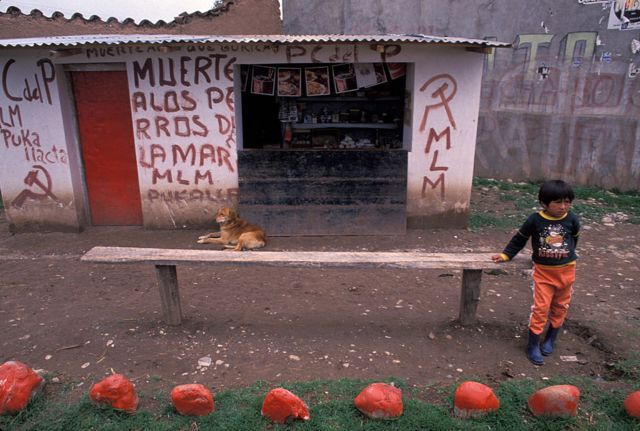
left=611, top=351, right=640, bottom=380
left=2, top=376, right=639, bottom=430
left=572, top=187, right=640, bottom=224
left=467, top=212, right=517, bottom=230
left=470, top=177, right=640, bottom=230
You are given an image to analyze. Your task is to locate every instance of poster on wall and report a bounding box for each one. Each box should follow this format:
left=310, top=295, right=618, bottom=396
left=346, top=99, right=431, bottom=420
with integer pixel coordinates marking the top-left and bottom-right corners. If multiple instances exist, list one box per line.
left=372, top=63, right=388, bottom=85
left=331, top=63, right=358, bottom=93
left=251, top=65, right=276, bottom=95
left=354, top=63, right=389, bottom=88
left=277, top=67, right=302, bottom=97
left=354, top=63, right=378, bottom=88
left=304, top=66, right=331, bottom=96
left=386, top=63, right=406, bottom=80
left=608, top=0, right=640, bottom=30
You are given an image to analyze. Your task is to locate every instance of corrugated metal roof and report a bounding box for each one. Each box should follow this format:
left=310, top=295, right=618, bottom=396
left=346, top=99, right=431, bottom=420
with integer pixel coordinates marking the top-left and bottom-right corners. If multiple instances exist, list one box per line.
left=0, top=33, right=511, bottom=49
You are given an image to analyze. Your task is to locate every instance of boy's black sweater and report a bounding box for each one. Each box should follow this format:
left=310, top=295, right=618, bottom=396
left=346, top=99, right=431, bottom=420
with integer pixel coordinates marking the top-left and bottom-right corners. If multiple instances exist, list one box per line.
left=502, top=210, right=580, bottom=266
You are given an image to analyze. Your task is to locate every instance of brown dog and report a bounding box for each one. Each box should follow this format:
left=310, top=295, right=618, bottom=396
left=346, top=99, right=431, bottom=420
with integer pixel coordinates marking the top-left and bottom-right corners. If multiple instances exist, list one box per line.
left=197, top=207, right=266, bottom=251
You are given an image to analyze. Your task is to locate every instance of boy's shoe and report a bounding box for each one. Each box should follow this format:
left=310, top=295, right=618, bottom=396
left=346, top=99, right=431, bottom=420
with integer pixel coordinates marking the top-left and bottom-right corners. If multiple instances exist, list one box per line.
left=541, top=326, right=562, bottom=356
left=527, top=331, right=544, bottom=365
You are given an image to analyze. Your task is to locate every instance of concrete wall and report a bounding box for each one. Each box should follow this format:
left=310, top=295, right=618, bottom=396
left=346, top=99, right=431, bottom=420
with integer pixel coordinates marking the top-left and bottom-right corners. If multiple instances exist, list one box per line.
left=284, top=0, right=640, bottom=190
left=0, top=53, right=80, bottom=231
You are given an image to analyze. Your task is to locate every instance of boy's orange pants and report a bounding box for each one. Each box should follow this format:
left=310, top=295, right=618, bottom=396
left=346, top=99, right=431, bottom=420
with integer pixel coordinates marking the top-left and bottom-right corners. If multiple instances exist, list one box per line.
left=529, top=263, right=576, bottom=334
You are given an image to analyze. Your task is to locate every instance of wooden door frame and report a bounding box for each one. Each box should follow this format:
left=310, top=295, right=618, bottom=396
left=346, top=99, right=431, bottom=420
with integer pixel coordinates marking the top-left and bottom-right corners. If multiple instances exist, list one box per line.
left=62, top=63, right=131, bottom=227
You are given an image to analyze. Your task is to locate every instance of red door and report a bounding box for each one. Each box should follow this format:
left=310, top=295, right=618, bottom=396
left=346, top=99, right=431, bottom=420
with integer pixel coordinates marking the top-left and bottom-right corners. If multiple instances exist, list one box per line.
left=72, top=71, right=143, bottom=225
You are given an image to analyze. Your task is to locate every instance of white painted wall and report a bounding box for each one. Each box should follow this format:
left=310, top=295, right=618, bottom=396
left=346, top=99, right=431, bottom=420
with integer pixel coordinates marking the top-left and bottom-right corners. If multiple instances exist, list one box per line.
left=0, top=49, right=79, bottom=230
left=125, top=50, right=239, bottom=228
left=406, top=46, right=485, bottom=221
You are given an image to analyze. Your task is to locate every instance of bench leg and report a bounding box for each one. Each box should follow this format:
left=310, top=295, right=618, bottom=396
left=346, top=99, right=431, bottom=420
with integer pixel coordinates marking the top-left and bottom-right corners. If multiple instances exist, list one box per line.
left=459, top=269, right=482, bottom=325
left=155, top=265, right=182, bottom=325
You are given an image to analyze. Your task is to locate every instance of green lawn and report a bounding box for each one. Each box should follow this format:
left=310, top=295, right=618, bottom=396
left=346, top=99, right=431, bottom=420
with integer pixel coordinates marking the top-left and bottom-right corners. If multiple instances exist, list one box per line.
left=1, top=375, right=639, bottom=431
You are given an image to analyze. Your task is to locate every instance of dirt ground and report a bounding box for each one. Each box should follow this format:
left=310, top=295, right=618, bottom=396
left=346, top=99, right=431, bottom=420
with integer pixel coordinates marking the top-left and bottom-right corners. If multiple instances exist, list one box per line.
left=1, top=190, right=640, bottom=406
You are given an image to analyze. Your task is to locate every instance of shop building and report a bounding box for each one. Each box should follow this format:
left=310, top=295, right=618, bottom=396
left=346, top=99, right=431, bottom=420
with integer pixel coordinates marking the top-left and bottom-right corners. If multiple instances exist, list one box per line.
left=0, top=34, right=509, bottom=234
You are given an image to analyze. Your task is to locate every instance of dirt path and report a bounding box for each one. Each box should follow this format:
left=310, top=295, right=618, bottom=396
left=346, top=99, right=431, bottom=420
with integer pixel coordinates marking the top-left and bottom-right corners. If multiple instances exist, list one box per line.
left=1, top=206, right=639, bottom=407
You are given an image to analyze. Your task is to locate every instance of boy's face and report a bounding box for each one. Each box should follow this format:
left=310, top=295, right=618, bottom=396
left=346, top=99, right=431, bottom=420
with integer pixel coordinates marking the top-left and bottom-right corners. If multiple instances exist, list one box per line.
left=542, top=198, right=572, bottom=218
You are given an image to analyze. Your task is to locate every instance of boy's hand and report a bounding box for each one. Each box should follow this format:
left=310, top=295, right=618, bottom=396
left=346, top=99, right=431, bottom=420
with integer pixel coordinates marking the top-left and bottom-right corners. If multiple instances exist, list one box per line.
left=491, top=254, right=508, bottom=263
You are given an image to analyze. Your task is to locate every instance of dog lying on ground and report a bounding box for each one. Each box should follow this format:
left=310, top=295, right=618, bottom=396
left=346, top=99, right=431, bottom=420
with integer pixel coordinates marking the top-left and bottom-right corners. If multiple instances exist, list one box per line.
left=197, top=207, right=266, bottom=251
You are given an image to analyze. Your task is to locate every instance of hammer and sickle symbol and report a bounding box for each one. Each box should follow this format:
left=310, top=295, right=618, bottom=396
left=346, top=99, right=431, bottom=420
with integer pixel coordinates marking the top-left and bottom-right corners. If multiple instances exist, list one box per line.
left=10, top=165, right=59, bottom=209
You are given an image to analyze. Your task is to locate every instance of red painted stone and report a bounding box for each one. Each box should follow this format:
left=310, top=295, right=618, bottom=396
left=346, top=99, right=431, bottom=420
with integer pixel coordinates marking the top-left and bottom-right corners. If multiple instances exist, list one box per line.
left=354, top=382, right=403, bottom=419
left=624, top=391, right=640, bottom=418
left=171, top=384, right=214, bottom=416
left=261, top=388, right=310, bottom=424
left=89, top=374, right=138, bottom=412
left=527, top=385, right=580, bottom=417
left=0, top=361, right=45, bottom=415
left=453, top=381, right=500, bottom=418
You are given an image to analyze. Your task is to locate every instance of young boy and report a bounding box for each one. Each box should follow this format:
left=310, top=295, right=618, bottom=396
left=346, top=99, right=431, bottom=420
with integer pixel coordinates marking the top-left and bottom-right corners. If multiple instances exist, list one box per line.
left=492, top=180, right=580, bottom=365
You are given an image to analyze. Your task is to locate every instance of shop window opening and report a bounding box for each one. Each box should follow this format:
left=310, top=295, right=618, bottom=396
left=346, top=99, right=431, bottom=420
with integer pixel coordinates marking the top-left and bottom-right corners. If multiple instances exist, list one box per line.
left=239, top=62, right=407, bottom=151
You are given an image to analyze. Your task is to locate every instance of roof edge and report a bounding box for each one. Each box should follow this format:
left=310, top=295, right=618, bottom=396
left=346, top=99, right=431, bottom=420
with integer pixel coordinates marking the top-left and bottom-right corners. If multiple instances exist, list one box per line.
left=0, top=33, right=512, bottom=49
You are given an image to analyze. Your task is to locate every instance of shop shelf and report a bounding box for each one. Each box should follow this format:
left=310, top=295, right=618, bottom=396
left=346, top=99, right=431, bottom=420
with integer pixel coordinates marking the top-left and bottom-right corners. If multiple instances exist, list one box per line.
left=291, top=122, right=398, bottom=129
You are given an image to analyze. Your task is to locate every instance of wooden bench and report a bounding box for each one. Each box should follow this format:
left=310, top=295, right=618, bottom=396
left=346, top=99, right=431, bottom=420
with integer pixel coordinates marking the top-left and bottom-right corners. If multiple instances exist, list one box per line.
left=81, top=246, right=531, bottom=326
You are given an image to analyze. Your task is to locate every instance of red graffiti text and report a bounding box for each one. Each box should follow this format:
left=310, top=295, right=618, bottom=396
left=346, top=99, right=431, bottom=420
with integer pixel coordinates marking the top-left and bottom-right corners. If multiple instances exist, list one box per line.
left=419, top=73, right=458, bottom=200
left=132, top=55, right=236, bottom=89
left=147, top=187, right=238, bottom=203
left=1, top=58, right=55, bottom=105
left=138, top=143, right=235, bottom=172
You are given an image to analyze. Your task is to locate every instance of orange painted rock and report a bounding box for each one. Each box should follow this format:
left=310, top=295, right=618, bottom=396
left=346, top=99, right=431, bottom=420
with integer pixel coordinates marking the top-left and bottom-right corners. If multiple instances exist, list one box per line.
left=261, top=388, right=310, bottom=424
left=89, top=374, right=138, bottom=412
left=171, top=384, right=214, bottom=416
left=354, top=382, right=403, bottom=419
left=624, top=391, right=640, bottom=418
left=453, top=381, right=500, bottom=418
left=0, top=361, right=45, bottom=415
left=528, top=385, right=580, bottom=417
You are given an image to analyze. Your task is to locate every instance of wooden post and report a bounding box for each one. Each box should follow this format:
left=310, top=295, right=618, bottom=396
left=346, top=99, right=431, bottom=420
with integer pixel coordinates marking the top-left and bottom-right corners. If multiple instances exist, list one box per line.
left=459, top=269, right=482, bottom=325
left=155, top=265, right=182, bottom=325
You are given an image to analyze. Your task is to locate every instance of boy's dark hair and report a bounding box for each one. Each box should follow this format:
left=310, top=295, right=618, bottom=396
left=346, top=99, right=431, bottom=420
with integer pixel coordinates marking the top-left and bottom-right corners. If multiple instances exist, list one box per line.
left=538, top=180, right=574, bottom=205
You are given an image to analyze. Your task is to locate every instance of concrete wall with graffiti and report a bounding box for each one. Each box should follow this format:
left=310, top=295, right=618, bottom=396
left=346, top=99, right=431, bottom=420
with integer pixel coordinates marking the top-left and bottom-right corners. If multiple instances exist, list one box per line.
left=284, top=0, right=640, bottom=190
left=0, top=52, right=80, bottom=230
left=0, top=42, right=486, bottom=229
left=406, top=47, right=484, bottom=227
left=124, top=48, right=239, bottom=228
